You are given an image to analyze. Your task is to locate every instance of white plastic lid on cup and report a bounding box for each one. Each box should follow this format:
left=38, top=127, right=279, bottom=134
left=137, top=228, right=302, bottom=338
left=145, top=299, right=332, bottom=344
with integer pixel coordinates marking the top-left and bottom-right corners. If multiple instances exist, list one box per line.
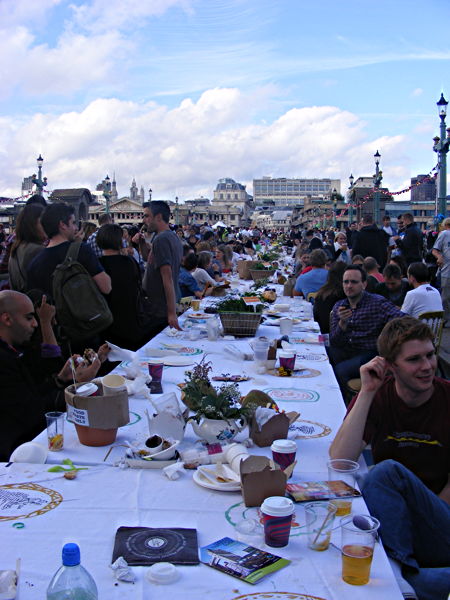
left=261, top=496, right=294, bottom=517
left=75, top=382, right=98, bottom=397
left=277, top=349, right=296, bottom=359
left=146, top=562, right=180, bottom=584
left=271, top=439, right=297, bottom=454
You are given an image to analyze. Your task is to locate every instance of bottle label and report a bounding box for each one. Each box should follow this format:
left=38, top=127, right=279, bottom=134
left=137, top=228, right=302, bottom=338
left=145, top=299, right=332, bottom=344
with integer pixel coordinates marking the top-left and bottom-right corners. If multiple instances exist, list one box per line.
left=206, top=443, right=223, bottom=455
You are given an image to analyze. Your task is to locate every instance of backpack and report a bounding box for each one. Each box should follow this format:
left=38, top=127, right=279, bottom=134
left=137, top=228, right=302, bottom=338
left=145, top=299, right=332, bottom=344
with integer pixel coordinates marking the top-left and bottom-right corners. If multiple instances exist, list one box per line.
left=52, top=242, right=113, bottom=342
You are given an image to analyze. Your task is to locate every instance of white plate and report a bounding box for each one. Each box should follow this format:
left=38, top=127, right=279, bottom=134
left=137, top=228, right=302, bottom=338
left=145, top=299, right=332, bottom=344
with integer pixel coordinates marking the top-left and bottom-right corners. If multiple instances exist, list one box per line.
left=188, top=313, right=214, bottom=320
left=193, top=469, right=241, bottom=492
left=162, top=355, right=196, bottom=367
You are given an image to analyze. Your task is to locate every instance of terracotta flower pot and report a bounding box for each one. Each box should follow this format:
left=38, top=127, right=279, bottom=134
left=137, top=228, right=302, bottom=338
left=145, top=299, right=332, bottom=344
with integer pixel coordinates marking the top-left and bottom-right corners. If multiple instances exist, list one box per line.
left=74, top=424, right=118, bottom=447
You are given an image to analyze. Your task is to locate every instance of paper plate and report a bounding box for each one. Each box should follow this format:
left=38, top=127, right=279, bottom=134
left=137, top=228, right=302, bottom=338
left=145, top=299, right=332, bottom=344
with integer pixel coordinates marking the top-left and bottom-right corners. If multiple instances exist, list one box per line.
left=193, top=469, right=241, bottom=492
left=188, top=313, right=214, bottom=320
left=162, top=355, right=197, bottom=367
left=10, top=442, right=48, bottom=464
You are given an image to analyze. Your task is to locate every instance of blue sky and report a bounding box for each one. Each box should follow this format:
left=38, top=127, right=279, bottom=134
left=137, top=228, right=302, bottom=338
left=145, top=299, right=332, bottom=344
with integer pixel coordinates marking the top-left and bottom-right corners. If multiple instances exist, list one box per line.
left=1, top=0, right=449, bottom=201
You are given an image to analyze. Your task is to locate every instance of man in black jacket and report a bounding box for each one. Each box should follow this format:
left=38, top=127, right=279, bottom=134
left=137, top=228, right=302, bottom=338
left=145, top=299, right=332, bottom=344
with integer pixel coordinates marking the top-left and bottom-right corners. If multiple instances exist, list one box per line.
left=393, top=213, right=424, bottom=266
left=351, top=214, right=389, bottom=268
left=0, top=290, right=101, bottom=460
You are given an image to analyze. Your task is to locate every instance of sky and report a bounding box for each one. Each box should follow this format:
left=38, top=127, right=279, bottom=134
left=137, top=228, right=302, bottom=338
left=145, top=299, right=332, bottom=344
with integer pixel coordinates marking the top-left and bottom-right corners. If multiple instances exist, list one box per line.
left=1, top=0, right=450, bottom=202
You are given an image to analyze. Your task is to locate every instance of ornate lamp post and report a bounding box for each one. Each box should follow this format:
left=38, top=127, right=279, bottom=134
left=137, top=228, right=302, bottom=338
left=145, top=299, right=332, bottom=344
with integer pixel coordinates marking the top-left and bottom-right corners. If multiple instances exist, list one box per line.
left=175, top=196, right=179, bottom=225
left=433, top=93, right=450, bottom=217
left=373, top=150, right=382, bottom=225
left=331, top=188, right=338, bottom=228
left=32, top=154, right=48, bottom=197
left=348, top=174, right=354, bottom=225
left=148, top=188, right=152, bottom=201
left=103, top=175, right=111, bottom=215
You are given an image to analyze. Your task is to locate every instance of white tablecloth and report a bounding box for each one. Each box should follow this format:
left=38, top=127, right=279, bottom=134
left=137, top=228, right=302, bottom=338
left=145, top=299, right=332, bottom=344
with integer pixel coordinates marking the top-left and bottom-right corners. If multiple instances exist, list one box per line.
left=1, top=293, right=403, bottom=599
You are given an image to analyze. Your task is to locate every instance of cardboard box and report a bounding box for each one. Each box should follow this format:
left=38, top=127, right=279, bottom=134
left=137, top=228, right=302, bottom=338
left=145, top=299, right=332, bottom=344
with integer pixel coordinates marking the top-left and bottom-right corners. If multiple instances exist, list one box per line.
left=240, top=455, right=287, bottom=507
left=237, top=260, right=259, bottom=280
left=249, top=411, right=300, bottom=447
left=283, top=276, right=297, bottom=297
left=65, top=383, right=129, bottom=430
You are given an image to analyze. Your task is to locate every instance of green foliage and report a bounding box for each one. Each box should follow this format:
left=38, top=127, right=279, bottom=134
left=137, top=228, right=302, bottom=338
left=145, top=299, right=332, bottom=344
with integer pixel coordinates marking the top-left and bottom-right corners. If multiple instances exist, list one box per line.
left=183, top=357, right=248, bottom=422
left=214, top=296, right=264, bottom=313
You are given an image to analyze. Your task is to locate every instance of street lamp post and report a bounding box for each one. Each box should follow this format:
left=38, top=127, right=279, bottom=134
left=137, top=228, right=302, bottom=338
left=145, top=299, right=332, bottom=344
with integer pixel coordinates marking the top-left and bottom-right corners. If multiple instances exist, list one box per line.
left=348, top=174, right=354, bottom=226
left=148, top=188, right=152, bottom=201
left=175, top=196, right=179, bottom=225
left=332, top=188, right=338, bottom=228
left=373, top=151, right=382, bottom=225
left=433, top=93, right=450, bottom=217
left=32, top=154, right=48, bottom=197
left=103, top=175, right=111, bottom=214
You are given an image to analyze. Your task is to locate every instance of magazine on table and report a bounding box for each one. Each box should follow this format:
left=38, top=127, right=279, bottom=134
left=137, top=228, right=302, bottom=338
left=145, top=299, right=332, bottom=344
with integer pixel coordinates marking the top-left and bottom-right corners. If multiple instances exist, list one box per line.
left=200, top=536, right=290, bottom=584
left=286, top=480, right=361, bottom=502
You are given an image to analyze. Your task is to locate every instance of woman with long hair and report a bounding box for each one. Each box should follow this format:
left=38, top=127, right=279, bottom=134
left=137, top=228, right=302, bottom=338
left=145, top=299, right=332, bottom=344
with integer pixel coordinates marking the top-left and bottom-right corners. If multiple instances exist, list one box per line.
left=313, top=261, right=347, bottom=334
left=215, top=244, right=233, bottom=274
left=8, top=204, right=46, bottom=292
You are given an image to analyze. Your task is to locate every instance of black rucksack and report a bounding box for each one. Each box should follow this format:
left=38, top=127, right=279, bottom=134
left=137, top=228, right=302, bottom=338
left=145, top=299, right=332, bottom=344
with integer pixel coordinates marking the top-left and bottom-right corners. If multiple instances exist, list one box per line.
left=52, top=242, right=113, bottom=342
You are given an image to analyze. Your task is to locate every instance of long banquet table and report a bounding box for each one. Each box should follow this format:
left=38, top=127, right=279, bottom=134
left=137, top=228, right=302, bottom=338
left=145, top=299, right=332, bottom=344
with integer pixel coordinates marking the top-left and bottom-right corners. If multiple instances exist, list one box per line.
left=0, top=289, right=403, bottom=600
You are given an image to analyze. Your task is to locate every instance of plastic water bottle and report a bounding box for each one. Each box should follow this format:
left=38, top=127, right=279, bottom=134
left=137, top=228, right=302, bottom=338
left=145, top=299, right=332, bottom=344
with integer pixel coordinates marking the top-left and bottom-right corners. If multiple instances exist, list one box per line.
left=47, top=543, right=98, bottom=600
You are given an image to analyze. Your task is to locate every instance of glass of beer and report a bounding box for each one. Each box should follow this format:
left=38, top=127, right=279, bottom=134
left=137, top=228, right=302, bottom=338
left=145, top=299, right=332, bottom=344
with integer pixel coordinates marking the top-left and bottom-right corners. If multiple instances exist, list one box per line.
left=341, top=514, right=380, bottom=585
left=327, top=459, right=359, bottom=516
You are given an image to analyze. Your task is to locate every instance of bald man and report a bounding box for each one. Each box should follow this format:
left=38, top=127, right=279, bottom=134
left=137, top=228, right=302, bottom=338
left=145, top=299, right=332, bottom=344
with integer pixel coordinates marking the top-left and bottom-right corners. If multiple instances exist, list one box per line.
left=0, top=291, right=101, bottom=460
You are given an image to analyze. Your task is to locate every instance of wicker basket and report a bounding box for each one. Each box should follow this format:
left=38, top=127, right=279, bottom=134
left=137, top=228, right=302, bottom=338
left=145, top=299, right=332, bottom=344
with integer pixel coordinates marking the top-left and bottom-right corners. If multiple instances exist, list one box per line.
left=249, top=269, right=276, bottom=282
left=218, top=311, right=262, bottom=337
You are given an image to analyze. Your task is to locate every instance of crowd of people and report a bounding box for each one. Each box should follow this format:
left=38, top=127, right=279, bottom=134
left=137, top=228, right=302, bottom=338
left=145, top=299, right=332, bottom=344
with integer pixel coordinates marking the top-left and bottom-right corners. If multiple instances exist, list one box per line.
left=0, top=197, right=449, bottom=600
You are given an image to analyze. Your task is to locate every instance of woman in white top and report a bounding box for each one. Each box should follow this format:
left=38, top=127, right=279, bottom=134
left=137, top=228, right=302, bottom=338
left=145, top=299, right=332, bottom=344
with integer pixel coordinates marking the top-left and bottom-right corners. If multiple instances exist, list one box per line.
left=193, top=251, right=219, bottom=288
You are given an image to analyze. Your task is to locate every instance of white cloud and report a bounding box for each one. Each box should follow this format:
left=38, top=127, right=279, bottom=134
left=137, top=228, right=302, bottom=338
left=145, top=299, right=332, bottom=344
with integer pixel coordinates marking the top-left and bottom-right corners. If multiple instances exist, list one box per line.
left=0, top=27, right=128, bottom=97
left=70, top=0, right=193, bottom=32
left=0, top=0, right=62, bottom=28
left=0, top=88, right=412, bottom=199
left=412, top=88, right=423, bottom=97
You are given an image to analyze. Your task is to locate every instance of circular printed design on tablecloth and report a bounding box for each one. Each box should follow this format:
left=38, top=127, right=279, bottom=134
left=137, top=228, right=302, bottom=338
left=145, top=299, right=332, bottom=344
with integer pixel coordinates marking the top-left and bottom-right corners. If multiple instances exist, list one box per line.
left=231, top=594, right=327, bottom=600
left=159, top=346, right=203, bottom=356
left=293, top=351, right=328, bottom=362
left=225, top=502, right=306, bottom=537
left=0, top=483, right=62, bottom=521
left=268, top=368, right=321, bottom=378
left=289, top=419, right=331, bottom=439
left=263, top=388, right=319, bottom=403
left=124, top=411, right=141, bottom=426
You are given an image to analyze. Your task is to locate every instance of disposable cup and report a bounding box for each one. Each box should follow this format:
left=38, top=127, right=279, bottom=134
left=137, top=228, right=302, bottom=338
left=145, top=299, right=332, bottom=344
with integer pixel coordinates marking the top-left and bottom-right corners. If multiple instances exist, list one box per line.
left=45, top=411, right=65, bottom=451
left=191, top=299, right=201, bottom=311
left=75, top=382, right=99, bottom=397
left=271, top=439, right=297, bottom=477
left=327, top=459, right=359, bottom=516
left=341, top=514, right=380, bottom=585
left=147, top=362, right=164, bottom=394
left=305, top=502, right=337, bottom=551
left=261, top=496, right=295, bottom=547
left=278, top=350, right=296, bottom=370
left=224, top=443, right=249, bottom=464
left=102, top=374, right=127, bottom=395
left=279, top=318, right=293, bottom=335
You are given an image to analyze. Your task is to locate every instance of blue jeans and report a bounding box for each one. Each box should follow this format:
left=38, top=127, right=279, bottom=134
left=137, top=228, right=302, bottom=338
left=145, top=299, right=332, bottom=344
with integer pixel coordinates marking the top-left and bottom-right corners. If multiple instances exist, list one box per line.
left=328, top=346, right=376, bottom=388
left=362, top=460, right=450, bottom=600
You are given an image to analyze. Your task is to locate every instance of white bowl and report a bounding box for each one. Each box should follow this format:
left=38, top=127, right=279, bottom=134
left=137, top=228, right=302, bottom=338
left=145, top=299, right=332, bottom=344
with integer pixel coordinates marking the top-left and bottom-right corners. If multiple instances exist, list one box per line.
left=10, top=442, right=48, bottom=464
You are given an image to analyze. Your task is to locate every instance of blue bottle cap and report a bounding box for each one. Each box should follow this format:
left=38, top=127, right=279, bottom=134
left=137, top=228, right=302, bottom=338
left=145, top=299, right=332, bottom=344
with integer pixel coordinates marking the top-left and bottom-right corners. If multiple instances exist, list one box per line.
left=62, top=543, right=80, bottom=566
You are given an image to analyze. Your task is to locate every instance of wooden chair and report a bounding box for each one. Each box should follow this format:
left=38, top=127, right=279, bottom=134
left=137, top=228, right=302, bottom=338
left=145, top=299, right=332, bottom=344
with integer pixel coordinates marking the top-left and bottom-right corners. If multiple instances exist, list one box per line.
left=418, top=311, right=444, bottom=353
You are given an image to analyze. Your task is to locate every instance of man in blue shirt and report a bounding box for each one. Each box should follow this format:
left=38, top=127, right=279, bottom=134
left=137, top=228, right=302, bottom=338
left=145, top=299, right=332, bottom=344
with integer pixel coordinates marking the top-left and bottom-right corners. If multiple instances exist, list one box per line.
left=179, top=253, right=203, bottom=299
left=293, top=249, right=328, bottom=298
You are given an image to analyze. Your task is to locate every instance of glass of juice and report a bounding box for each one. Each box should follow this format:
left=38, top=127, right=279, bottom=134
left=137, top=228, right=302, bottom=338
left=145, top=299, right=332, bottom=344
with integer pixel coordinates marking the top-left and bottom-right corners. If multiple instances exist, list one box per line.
left=327, top=459, right=359, bottom=516
left=341, top=514, right=380, bottom=585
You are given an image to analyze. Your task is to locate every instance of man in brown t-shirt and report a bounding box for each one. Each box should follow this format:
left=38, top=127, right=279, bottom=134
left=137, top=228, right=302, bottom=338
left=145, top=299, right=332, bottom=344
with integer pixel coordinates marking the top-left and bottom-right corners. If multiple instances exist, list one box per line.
left=330, top=316, right=450, bottom=600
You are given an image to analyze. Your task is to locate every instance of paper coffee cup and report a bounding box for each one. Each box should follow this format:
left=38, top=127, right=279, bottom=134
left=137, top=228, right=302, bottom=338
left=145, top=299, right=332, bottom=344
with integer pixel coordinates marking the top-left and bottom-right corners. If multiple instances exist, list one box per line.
left=261, top=496, right=295, bottom=548
left=279, top=318, right=293, bottom=335
left=278, top=350, right=296, bottom=370
left=102, top=374, right=127, bottom=396
left=75, top=382, right=99, bottom=397
left=271, top=439, right=297, bottom=477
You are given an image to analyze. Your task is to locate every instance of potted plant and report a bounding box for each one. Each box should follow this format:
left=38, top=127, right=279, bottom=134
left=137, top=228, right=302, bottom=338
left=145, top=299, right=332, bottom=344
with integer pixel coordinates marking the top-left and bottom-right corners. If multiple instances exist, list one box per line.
left=214, top=295, right=264, bottom=337
left=180, top=358, right=248, bottom=443
left=249, top=262, right=276, bottom=282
